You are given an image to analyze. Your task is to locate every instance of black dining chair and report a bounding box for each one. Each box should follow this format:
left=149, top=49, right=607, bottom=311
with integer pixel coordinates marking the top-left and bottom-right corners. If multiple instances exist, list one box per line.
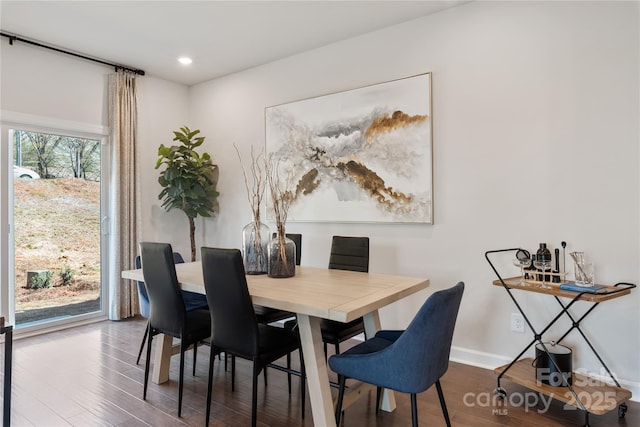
left=321, top=235, right=369, bottom=356
left=253, top=233, right=302, bottom=325
left=134, top=252, right=208, bottom=365
left=139, top=242, right=211, bottom=417
left=201, top=247, right=305, bottom=427
left=329, top=282, right=465, bottom=427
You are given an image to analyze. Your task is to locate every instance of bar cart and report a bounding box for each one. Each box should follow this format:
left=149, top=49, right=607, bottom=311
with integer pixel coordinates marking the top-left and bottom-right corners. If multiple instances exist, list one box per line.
left=485, top=248, right=635, bottom=427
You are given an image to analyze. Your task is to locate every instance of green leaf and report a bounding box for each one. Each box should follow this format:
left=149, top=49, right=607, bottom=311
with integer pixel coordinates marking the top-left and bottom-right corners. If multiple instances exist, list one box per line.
left=157, top=126, right=220, bottom=222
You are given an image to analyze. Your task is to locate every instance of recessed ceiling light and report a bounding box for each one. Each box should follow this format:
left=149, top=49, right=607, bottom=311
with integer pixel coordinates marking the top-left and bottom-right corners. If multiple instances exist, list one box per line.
left=178, top=57, right=193, bottom=65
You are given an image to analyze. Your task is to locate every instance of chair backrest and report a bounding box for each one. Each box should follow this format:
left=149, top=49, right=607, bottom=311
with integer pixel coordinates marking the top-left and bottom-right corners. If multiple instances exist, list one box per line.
left=201, top=247, right=259, bottom=357
left=139, top=242, right=187, bottom=337
left=328, top=236, right=369, bottom=272
left=272, top=233, right=302, bottom=265
left=135, top=252, right=185, bottom=318
left=382, top=282, right=465, bottom=393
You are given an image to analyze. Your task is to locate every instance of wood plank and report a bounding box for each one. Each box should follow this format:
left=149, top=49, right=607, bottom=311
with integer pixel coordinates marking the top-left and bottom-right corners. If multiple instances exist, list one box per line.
left=492, top=277, right=632, bottom=302
left=495, top=358, right=632, bottom=415
left=297, top=314, right=336, bottom=427
left=126, top=263, right=429, bottom=322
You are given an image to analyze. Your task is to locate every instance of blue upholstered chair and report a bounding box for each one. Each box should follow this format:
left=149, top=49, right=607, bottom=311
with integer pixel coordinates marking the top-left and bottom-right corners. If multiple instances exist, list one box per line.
left=135, top=252, right=208, bottom=365
left=328, top=282, right=464, bottom=427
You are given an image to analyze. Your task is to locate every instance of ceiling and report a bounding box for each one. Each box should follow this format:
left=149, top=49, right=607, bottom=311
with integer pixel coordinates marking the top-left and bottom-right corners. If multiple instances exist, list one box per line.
left=1, top=1, right=467, bottom=86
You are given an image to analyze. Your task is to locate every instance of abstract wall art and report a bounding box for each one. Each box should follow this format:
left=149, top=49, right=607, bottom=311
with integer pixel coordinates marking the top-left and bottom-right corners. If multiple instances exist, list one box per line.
left=265, top=73, right=433, bottom=223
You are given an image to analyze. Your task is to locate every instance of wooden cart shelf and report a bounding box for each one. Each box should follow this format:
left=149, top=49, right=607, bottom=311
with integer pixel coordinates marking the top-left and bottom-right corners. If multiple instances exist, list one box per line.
left=492, top=277, right=632, bottom=302
left=494, top=358, right=632, bottom=416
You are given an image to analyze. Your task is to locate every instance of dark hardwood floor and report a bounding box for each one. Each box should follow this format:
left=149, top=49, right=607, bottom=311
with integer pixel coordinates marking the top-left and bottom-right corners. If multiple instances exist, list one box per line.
left=3, top=318, right=637, bottom=426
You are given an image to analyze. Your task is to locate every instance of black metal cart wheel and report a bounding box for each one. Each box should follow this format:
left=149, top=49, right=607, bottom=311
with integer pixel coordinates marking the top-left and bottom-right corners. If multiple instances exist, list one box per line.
left=618, top=402, right=627, bottom=418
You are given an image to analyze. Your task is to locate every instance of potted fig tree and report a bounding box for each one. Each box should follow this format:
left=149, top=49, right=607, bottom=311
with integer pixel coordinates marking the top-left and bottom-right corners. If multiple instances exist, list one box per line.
left=156, top=126, right=219, bottom=261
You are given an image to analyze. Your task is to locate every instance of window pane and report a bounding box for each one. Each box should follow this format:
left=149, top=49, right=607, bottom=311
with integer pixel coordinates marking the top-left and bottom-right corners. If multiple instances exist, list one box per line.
left=13, top=130, right=102, bottom=326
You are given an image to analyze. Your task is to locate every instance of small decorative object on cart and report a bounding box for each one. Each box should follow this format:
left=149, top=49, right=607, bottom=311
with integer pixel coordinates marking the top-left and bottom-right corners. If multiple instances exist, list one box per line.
left=536, top=243, right=552, bottom=282
left=570, top=251, right=595, bottom=287
left=534, top=341, right=572, bottom=387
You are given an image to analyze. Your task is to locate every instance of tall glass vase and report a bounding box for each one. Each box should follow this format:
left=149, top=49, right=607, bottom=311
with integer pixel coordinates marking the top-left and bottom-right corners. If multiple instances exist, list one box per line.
left=242, top=220, right=269, bottom=275
left=268, top=231, right=295, bottom=278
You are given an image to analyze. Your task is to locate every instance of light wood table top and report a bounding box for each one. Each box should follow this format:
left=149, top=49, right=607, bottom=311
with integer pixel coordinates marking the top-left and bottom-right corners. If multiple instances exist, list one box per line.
left=123, top=262, right=429, bottom=323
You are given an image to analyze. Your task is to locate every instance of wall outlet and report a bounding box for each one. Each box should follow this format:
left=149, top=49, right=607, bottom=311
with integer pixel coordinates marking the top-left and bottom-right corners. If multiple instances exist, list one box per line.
left=511, top=312, right=525, bottom=333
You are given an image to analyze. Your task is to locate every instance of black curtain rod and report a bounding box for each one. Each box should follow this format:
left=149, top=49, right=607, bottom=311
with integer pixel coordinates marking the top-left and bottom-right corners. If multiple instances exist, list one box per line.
left=0, top=31, right=145, bottom=76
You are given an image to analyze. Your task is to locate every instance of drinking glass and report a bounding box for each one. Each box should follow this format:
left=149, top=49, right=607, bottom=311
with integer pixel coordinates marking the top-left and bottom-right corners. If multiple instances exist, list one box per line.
left=513, top=258, right=530, bottom=286
left=533, top=258, right=552, bottom=289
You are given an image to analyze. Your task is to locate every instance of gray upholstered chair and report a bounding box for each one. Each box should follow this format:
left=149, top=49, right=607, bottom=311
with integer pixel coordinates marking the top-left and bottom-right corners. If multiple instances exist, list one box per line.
left=328, top=282, right=465, bottom=427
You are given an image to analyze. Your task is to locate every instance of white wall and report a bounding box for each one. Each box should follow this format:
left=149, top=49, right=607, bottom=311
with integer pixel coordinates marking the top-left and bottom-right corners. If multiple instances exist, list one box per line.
left=184, top=1, right=640, bottom=393
left=2, top=0, right=638, bottom=398
left=136, top=77, right=191, bottom=255
left=0, top=40, right=109, bottom=125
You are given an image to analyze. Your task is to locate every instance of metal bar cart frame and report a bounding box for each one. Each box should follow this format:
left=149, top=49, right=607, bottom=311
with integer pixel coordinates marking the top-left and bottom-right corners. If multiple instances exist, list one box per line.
left=485, top=248, right=635, bottom=426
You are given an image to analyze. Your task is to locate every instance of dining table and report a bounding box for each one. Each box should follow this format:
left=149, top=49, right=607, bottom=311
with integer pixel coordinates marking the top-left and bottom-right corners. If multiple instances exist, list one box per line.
left=121, top=262, right=429, bottom=427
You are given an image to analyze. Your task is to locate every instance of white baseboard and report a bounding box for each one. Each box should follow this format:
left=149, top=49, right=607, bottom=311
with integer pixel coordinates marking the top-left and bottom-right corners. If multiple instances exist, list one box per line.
left=450, top=346, right=639, bottom=402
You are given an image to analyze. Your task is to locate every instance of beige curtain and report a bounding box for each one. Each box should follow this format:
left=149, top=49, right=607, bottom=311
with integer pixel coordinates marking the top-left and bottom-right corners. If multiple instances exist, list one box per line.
left=108, top=71, right=140, bottom=320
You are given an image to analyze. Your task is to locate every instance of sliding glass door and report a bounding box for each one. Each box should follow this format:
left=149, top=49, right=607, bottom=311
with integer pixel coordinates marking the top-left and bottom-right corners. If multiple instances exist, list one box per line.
left=2, top=124, right=108, bottom=333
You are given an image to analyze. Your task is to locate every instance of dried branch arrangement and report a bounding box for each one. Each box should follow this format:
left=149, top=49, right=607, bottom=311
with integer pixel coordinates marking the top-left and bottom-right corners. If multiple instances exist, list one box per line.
left=235, top=144, right=267, bottom=224
left=266, top=153, right=295, bottom=277
left=266, top=154, right=293, bottom=236
left=235, top=144, right=270, bottom=274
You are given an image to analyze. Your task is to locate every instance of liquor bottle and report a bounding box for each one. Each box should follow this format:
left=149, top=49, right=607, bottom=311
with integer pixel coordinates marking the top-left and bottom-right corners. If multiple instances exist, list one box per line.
left=553, top=248, right=561, bottom=283
left=524, top=253, right=536, bottom=280
left=536, top=243, right=552, bottom=282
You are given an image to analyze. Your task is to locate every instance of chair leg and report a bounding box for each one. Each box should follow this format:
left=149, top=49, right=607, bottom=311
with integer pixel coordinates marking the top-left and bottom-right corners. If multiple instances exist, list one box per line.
left=411, top=393, right=418, bottom=427
left=205, top=347, right=216, bottom=426
left=251, top=363, right=259, bottom=427
left=263, top=363, right=268, bottom=387
left=335, top=375, right=346, bottom=425
left=231, top=355, right=236, bottom=392
left=375, top=387, right=382, bottom=414
left=193, top=342, right=197, bottom=376
left=143, top=329, right=153, bottom=400
left=136, top=321, right=149, bottom=365
left=178, top=344, right=186, bottom=417
left=435, top=380, right=452, bottom=427
left=334, top=342, right=340, bottom=355
left=287, top=352, right=292, bottom=394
